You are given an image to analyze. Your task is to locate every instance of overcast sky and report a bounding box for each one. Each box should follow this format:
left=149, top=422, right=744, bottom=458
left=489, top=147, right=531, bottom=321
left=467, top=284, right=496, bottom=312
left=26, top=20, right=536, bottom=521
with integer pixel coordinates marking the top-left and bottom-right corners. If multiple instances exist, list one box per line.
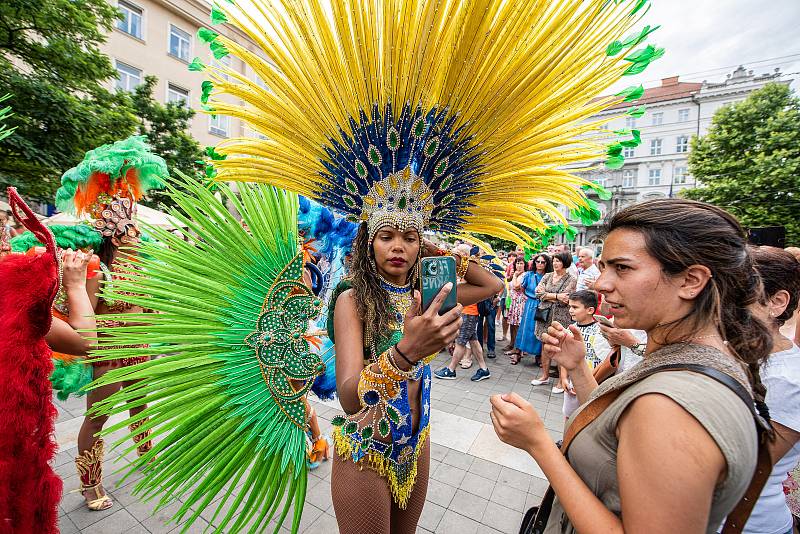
left=607, top=0, right=800, bottom=94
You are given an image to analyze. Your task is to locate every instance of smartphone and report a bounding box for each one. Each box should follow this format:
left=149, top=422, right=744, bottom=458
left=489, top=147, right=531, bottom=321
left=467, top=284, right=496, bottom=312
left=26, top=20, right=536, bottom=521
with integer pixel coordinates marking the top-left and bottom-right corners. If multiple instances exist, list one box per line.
left=420, top=256, right=458, bottom=315
left=592, top=314, right=615, bottom=327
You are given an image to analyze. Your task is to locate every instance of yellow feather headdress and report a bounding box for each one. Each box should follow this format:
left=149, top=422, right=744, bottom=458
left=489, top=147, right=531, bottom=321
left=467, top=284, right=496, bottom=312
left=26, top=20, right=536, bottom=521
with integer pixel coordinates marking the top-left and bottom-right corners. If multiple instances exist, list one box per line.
left=195, top=0, right=662, bottom=244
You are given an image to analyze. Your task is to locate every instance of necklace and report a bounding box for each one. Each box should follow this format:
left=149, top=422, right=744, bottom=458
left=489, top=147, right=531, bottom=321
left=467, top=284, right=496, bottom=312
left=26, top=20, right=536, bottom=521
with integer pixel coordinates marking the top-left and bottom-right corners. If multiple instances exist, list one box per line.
left=378, top=274, right=413, bottom=326
left=378, top=274, right=411, bottom=293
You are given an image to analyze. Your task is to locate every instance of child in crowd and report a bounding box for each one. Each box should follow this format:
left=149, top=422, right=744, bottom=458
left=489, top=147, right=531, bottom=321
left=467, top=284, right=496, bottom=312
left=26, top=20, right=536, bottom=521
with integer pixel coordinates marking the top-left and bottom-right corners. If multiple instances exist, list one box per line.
left=561, top=290, right=612, bottom=420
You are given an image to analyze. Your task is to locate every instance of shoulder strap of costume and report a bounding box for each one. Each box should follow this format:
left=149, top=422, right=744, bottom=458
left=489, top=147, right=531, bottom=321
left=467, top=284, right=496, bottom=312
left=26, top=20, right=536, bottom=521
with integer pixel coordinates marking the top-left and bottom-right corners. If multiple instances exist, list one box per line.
left=533, top=363, right=772, bottom=533
left=325, top=279, right=353, bottom=345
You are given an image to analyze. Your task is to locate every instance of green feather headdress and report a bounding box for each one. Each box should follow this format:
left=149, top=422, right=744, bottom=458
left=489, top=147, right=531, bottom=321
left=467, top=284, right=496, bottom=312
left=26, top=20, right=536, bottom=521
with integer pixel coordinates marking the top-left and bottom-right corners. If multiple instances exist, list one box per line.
left=55, top=135, right=167, bottom=215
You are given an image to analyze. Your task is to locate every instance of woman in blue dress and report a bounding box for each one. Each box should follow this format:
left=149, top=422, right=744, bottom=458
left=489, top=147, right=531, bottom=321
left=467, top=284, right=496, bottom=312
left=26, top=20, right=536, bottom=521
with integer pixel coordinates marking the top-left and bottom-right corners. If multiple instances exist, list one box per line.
left=513, top=253, right=552, bottom=364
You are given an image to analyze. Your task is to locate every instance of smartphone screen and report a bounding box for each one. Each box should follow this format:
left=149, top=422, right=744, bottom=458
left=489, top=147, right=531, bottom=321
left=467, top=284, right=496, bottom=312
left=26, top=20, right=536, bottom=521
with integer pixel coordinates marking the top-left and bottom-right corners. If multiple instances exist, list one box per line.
left=420, top=256, right=458, bottom=315
left=592, top=314, right=614, bottom=327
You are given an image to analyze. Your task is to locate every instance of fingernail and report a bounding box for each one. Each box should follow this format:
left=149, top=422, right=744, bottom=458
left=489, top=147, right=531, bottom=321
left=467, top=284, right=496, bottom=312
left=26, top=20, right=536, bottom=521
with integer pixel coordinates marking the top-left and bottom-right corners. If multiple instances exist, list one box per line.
left=444, top=282, right=452, bottom=290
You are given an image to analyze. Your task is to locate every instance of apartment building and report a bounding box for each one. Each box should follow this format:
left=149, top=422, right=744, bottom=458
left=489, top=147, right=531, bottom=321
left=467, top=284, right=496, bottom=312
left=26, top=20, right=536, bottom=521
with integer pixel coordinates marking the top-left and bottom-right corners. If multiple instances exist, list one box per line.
left=101, top=0, right=261, bottom=147
left=562, top=66, right=792, bottom=249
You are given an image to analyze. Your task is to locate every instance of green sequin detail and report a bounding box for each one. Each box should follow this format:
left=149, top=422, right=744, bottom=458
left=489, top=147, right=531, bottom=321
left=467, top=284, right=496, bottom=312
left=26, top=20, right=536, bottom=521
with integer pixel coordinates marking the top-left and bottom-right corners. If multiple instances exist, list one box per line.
left=425, top=137, right=439, bottom=157
left=387, top=127, right=400, bottom=151
left=355, top=160, right=368, bottom=179
left=243, top=253, right=324, bottom=428
left=368, top=145, right=382, bottom=166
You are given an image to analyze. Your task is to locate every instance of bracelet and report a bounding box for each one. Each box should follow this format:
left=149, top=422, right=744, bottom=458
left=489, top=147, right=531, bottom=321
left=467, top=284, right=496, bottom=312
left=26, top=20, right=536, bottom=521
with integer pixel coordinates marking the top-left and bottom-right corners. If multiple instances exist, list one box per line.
left=454, top=253, right=470, bottom=279
left=379, top=349, right=417, bottom=380
left=393, top=343, right=415, bottom=367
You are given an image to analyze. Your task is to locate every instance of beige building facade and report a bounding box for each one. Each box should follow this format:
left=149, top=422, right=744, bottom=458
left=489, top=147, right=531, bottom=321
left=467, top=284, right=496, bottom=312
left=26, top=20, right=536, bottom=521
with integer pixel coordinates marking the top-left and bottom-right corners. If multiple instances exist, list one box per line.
left=100, top=0, right=260, bottom=148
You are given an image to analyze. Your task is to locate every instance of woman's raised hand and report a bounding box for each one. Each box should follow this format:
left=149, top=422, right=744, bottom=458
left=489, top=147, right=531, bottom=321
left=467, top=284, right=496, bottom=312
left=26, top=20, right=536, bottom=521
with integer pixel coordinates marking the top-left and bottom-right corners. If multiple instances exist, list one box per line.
left=490, top=392, right=548, bottom=453
left=541, top=321, right=586, bottom=371
left=61, top=249, right=92, bottom=290
left=397, top=283, right=463, bottom=363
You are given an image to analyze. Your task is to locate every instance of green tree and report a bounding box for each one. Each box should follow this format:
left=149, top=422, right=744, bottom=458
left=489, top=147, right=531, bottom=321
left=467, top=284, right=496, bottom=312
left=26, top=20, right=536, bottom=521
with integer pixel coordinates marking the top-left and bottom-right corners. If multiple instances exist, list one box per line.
left=131, top=76, right=204, bottom=208
left=0, top=0, right=138, bottom=200
left=683, top=83, right=800, bottom=245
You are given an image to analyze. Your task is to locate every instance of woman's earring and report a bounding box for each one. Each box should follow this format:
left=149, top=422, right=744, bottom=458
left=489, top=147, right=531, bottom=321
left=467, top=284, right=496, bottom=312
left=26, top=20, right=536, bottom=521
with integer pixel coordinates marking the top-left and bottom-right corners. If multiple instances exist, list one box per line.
left=410, top=259, right=420, bottom=286
left=369, top=256, right=377, bottom=273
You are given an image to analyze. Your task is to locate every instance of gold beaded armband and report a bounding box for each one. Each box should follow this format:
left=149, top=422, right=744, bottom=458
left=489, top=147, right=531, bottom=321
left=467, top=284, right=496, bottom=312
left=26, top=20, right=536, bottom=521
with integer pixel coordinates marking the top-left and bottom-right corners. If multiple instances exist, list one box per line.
left=357, top=349, right=418, bottom=408
left=454, top=253, right=470, bottom=279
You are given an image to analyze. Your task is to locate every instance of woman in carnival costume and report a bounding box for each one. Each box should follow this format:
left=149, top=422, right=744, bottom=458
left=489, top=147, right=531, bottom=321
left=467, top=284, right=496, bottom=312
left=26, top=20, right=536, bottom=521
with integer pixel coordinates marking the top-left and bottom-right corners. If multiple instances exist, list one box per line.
left=86, top=0, right=667, bottom=531
left=49, top=135, right=167, bottom=511
left=0, top=188, right=99, bottom=533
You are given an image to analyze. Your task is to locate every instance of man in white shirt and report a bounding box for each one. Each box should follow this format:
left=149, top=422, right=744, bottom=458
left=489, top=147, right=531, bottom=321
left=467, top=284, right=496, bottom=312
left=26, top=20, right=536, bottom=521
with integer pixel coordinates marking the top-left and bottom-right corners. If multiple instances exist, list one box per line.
left=576, top=247, right=601, bottom=291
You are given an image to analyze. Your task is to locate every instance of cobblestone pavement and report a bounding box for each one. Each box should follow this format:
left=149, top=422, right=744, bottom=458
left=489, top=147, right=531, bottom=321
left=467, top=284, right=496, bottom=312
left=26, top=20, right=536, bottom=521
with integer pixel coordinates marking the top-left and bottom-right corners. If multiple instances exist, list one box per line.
left=56, top=333, right=564, bottom=533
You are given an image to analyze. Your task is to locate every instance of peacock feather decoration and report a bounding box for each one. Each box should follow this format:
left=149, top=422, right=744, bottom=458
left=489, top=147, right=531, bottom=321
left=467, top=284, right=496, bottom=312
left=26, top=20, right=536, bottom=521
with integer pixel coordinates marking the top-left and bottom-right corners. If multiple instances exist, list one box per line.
left=191, top=0, right=662, bottom=244
left=89, top=175, right=324, bottom=533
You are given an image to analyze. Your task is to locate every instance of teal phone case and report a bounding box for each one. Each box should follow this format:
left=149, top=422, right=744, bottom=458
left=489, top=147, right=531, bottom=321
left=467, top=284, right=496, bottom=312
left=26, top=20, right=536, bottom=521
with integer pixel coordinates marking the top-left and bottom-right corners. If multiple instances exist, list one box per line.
left=420, top=256, right=457, bottom=315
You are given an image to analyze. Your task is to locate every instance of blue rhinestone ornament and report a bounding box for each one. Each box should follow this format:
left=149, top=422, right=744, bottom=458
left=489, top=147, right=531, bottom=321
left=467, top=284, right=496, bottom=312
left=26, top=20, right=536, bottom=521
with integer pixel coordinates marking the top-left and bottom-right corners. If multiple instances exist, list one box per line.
left=316, top=102, right=481, bottom=237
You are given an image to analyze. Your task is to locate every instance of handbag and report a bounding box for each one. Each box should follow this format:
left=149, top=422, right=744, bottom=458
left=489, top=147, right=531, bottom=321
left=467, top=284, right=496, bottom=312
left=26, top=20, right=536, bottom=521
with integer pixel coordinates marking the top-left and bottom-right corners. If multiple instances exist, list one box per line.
left=533, top=275, right=570, bottom=325
left=519, top=363, right=773, bottom=534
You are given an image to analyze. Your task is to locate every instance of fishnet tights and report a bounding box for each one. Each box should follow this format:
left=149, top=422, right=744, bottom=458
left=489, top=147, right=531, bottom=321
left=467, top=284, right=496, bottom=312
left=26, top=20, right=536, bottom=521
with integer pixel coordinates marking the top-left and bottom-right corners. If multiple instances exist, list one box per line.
left=331, top=438, right=430, bottom=534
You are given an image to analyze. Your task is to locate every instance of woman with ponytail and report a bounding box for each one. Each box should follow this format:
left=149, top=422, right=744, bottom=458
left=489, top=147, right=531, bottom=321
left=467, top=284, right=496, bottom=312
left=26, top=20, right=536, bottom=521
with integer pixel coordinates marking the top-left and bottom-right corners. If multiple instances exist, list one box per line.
left=743, top=246, right=800, bottom=534
left=491, top=199, right=771, bottom=534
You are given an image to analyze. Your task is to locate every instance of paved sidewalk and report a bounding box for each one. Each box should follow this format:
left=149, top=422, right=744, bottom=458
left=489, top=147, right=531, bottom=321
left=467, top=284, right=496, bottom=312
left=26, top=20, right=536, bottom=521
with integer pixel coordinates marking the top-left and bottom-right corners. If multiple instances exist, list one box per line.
left=56, top=334, right=564, bottom=534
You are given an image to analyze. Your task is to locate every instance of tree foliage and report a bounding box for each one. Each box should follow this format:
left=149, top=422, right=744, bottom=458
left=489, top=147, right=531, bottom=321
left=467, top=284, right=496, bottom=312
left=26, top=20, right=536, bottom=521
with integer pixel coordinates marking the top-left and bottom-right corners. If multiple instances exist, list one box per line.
left=131, top=76, right=204, bottom=208
left=0, top=0, right=138, bottom=200
left=683, top=83, right=800, bottom=245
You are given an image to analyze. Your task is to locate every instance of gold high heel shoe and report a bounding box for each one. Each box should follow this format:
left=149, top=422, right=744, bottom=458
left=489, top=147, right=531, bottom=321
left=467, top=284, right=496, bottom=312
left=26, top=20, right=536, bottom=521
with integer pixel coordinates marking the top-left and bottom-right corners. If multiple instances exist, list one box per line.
left=129, top=418, right=154, bottom=458
left=75, top=439, right=113, bottom=511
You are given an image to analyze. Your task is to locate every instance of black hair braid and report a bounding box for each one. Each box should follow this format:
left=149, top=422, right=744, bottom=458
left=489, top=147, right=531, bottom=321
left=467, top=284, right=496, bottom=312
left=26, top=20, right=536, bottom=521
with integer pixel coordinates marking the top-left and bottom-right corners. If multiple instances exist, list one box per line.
left=714, top=265, right=772, bottom=423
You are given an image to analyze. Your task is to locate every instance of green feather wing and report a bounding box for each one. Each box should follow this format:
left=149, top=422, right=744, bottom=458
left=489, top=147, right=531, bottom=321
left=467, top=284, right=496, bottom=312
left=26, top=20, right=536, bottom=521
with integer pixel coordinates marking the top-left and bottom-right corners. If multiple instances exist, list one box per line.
left=89, top=174, right=321, bottom=533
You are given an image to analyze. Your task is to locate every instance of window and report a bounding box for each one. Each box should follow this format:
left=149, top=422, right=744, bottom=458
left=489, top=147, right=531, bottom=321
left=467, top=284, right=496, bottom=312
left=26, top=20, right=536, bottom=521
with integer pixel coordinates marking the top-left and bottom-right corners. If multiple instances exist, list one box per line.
left=622, top=170, right=635, bottom=188
left=213, top=54, right=232, bottom=80
left=651, top=112, right=663, bottom=126
left=625, top=116, right=636, bottom=129
left=678, top=108, right=690, bottom=122
left=623, top=146, right=635, bottom=158
left=169, top=25, right=191, bottom=62
left=117, top=1, right=143, bottom=39
left=167, top=84, right=189, bottom=105
left=648, top=168, right=661, bottom=185
left=115, top=61, right=141, bottom=92
left=676, top=135, right=689, bottom=153
left=209, top=114, right=230, bottom=137
left=649, top=138, right=662, bottom=156
left=674, top=167, right=688, bottom=184
left=595, top=176, right=607, bottom=188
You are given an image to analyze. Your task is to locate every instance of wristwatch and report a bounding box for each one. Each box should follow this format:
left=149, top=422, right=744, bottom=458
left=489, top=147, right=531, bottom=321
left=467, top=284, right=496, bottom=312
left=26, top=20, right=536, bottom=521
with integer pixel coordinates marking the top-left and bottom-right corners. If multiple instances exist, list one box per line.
left=629, top=342, right=646, bottom=357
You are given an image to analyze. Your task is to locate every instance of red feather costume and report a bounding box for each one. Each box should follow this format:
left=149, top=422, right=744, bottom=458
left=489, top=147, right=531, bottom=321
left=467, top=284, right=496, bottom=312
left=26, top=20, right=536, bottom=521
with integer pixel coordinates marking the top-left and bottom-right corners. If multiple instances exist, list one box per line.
left=0, top=188, right=61, bottom=534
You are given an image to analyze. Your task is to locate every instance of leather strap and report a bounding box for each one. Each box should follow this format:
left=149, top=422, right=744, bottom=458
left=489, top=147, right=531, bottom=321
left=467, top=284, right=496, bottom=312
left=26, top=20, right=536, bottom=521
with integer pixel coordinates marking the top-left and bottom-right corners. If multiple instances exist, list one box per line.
left=533, top=363, right=772, bottom=534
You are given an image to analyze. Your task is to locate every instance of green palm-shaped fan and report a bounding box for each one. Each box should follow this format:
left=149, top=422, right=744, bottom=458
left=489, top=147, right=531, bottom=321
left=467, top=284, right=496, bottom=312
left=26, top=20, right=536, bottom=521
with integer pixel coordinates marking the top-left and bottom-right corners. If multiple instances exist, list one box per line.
left=89, top=174, right=324, bottom=533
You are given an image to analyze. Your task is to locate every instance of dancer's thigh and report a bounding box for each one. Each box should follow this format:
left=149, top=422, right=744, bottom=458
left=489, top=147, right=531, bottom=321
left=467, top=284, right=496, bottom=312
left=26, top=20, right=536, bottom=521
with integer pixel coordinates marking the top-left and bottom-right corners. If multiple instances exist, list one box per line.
left=331, top=453, right=392, bottom=534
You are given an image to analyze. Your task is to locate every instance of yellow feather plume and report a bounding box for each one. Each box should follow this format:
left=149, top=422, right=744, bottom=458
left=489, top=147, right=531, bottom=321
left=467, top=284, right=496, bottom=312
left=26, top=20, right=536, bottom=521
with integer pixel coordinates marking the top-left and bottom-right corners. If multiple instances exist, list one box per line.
left=199, top=0, right=660, bottom=243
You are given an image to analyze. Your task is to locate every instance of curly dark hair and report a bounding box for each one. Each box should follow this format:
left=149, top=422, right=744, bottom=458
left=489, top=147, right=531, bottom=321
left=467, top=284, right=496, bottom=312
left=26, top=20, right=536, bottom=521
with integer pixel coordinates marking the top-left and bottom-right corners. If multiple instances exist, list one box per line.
left=348, top=223, right=421, bottom=350
left=604, top=198, right=773, bottom=420
left=529, top=253, right=553, bottom=273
